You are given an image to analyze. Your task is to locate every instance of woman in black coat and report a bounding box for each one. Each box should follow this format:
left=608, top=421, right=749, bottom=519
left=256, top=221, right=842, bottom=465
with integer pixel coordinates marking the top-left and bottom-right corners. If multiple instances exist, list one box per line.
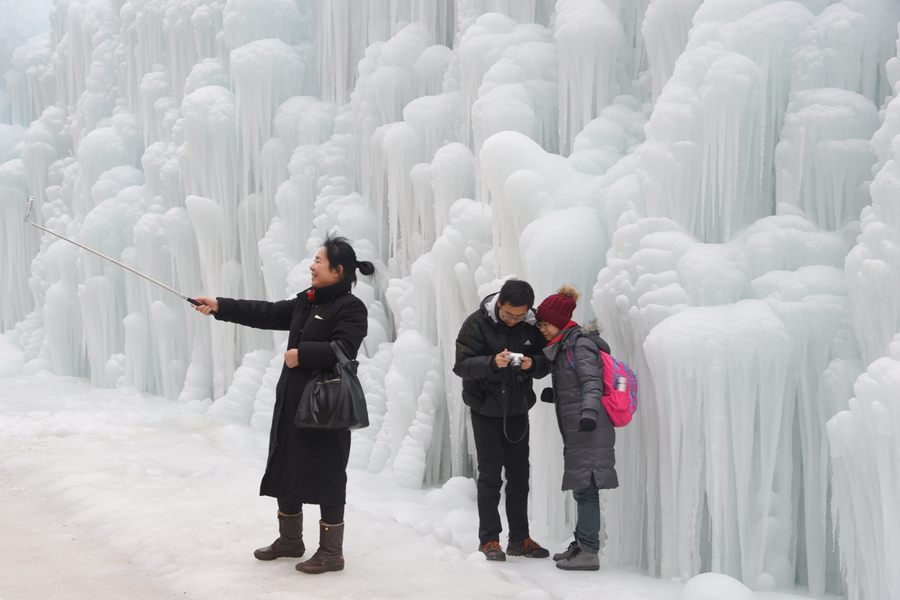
left=194, top=234, right=374, bottom=574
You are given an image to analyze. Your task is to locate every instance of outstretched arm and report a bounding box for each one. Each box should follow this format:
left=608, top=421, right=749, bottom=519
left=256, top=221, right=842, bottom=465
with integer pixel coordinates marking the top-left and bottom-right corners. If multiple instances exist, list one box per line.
left=194, top=295, right=296, bottom=331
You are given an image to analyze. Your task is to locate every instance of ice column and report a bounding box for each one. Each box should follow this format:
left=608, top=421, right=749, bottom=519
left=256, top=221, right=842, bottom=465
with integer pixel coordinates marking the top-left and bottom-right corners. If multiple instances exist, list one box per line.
left=75, top=112, right=143, bottom=213
left=162, top=0, right=200, bottom=101
left=791, top=2, right=900, bottom=107
left=318, top=0, right=376, bottom=106
left=350, top=23, right=433, bottom=268
left=479, top=131, right=574, bottom=276
left=775, top=89, right=879, bottom=230
left=180, top=85, right=240, bottom=250
left=555, top=0, right=625, bottom=155
left=77, top=173, right=145, bottom=389
left=642, top=0, right=701, bottom=102
left=751, top=264, right=857, bottom=596
left=21, top=106, right=67, bottom=205
left=162, top=205, right=212, bottom=403
left=593, top=217, right=699, bottom=576
left=455, top=13, right=551, bottom=150
left=645, top=300, right=795, bottom=586
left=0, top=159, right=40, bottom=330
left=827, top=339, right=900, bottom=600
left=639, top=2, right=815, bottom=243
left=382, top=89, right=461, bottom=272
left=62, top=2, right=121, bottom=148
left=222, top=0, right=310, bottom=50
left=4, top=34, right=56, bottom=125
left=117, top=0, right=169, bottom=112
left=845, top=54, right=900, bottom=365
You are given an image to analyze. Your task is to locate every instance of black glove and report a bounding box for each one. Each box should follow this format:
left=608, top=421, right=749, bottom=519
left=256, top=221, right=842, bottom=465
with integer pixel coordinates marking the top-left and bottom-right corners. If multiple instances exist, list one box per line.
left=540, top=388, right=554, bottom=403
left=579, top=418, right=596, bottom=432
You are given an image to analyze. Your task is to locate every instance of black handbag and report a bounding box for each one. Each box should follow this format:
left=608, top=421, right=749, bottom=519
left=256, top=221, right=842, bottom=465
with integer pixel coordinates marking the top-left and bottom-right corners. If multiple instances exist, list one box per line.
left=294, top=341, right=369, bottom=430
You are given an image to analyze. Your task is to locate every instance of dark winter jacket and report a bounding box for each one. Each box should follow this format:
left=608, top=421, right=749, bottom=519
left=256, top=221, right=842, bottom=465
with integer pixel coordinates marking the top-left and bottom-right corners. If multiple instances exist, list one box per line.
left=452, top=293, right=550, bottom=417
left=214, top=278, right=367, bottom=504
left=543, top=322, right=618, bottom=491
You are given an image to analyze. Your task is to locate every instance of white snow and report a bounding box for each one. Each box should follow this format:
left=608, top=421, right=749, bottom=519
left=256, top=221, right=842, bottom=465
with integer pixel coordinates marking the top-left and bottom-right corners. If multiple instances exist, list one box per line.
left=0, top=375, right=827, bottom=600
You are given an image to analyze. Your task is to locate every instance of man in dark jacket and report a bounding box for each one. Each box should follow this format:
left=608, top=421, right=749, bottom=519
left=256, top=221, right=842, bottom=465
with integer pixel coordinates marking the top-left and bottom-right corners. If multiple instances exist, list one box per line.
left=453, top=278, right=551, bottom=561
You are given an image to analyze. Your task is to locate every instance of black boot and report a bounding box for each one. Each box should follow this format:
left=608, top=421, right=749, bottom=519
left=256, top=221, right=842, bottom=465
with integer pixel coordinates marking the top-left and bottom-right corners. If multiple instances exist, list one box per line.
left=295, top=521, right=344, bottom=574
left=254, top=511, right=305, bottom=560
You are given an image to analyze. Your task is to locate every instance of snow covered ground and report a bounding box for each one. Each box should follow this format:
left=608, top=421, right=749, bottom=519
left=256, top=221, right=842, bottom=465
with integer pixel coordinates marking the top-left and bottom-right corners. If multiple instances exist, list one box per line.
left=0, top=375, right=838, bottom=600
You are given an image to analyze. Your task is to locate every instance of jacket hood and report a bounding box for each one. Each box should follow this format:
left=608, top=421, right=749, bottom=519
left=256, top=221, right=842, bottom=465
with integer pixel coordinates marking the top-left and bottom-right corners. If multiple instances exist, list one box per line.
left=480, top=292, right=537, bottom=326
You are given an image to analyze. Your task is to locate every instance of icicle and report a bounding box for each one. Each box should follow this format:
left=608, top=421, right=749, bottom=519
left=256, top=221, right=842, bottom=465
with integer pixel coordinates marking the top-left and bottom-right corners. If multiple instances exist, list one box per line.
left=774, top=89, right=878, bottom=231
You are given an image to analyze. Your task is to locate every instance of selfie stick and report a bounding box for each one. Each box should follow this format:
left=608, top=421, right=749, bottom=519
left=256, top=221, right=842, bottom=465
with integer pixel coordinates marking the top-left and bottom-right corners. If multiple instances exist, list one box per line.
left=23, top=196, right=211, bottom=311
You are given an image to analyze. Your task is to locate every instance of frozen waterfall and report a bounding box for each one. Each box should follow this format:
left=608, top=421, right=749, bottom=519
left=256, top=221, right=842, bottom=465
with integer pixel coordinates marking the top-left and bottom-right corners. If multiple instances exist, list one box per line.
left=2, top=0, right=900, bottom=597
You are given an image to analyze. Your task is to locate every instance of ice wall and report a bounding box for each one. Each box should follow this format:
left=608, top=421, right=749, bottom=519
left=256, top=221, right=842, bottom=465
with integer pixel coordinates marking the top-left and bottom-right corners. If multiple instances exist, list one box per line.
left=830, top=31, right=900, bottom=599
left=2, top=0, right=900, bottom=596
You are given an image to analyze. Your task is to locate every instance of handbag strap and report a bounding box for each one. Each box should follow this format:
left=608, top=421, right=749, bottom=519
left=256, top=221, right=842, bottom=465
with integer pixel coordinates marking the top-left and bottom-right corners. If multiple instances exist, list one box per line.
left=330, top=340, right=352, bottom=366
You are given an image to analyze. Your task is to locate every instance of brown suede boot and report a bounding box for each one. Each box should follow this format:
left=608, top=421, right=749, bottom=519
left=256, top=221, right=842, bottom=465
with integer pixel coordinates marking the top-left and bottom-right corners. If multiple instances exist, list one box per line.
left=295, top=521, right=344, bottom=574
left=254, top=511, right=305, bottom=560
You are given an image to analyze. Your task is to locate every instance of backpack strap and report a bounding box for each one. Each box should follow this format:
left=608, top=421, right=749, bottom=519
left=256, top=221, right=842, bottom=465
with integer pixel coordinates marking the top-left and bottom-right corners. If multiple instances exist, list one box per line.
left=564, top=346, right=586, bottom=398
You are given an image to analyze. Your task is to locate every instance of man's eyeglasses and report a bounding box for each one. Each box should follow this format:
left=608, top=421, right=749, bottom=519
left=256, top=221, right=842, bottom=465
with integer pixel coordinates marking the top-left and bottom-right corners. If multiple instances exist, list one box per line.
left=500, top=308, right=528, bottom=322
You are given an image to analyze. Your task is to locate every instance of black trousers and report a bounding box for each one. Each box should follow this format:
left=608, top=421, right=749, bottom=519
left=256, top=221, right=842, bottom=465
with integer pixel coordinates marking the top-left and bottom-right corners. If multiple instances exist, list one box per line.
left=277, top=499, right=344, bottom=524
left=470, top=410, right=530, bottom=545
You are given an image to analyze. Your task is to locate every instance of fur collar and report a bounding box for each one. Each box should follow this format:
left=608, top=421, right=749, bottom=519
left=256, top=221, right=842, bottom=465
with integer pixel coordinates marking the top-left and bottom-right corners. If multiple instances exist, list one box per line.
left=582, top=320, right=604, bottom=334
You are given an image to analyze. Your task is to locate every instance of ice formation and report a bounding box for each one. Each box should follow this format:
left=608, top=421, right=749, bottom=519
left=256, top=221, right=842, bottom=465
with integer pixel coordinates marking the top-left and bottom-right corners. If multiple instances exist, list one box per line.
left=2, top=0, right=900, bottom=596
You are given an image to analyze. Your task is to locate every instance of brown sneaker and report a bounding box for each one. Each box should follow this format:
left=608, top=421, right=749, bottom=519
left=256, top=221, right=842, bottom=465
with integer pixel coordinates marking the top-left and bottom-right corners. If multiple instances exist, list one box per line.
left=478, top=540, right=506, bottom=561
left=507, top=537, right=550, bottom=558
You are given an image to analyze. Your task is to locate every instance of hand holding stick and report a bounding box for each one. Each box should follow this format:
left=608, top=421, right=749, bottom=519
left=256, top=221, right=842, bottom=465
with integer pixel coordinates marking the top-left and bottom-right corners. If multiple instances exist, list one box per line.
left=192, top=297, right=219, bottom=316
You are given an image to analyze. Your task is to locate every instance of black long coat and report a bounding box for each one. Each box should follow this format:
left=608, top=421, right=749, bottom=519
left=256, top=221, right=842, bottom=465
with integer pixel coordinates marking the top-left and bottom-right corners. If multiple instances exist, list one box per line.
left=214, top=279, right=367, bottom=505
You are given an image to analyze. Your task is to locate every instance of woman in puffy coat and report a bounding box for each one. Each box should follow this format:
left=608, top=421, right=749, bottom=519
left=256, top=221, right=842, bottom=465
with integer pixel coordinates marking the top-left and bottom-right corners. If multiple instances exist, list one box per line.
left=535, top=285, right=618, bottom=571
left=193, top=234, right=374, bottom=575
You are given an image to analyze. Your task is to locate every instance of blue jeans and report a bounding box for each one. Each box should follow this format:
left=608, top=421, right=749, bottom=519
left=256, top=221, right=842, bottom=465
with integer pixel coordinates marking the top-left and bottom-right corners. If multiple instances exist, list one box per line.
left=572, top=476, right=600, bottom=553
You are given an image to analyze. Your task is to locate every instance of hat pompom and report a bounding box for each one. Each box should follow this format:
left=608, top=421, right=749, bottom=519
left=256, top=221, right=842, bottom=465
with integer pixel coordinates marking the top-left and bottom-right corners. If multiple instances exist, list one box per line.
left=557, top=285, right=579, bottom=301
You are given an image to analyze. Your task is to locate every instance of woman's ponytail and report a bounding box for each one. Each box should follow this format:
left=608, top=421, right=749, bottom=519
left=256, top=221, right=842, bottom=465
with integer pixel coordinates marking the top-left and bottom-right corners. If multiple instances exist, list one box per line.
left=357, top=260, right=375, bottom=277
left=322, top=234, right=376, bottom=285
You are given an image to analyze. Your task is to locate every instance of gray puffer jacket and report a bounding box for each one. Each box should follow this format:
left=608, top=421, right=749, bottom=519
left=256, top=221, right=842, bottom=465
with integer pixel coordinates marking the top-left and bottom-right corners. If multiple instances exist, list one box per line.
left=543, top=322, right=618, bottom=491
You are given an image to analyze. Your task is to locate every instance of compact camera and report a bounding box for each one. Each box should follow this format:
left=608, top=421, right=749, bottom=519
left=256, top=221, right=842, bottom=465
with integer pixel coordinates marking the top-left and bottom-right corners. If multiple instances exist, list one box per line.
left=505, top=352, right=525, bottom=370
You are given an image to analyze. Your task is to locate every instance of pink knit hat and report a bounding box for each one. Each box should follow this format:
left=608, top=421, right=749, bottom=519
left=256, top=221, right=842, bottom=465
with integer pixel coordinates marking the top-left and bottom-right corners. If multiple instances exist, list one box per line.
left=536, top=285, right=579, bottom=329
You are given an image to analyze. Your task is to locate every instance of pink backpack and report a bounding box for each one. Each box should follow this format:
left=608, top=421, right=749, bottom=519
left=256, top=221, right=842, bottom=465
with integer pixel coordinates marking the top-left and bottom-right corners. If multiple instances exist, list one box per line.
left=566, top=347, right=638, bottom=427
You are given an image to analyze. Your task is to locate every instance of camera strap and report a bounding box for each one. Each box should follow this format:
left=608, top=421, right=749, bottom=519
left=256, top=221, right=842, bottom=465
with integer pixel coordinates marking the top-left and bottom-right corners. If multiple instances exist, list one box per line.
left=500, top=374, right=529, bottom=444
